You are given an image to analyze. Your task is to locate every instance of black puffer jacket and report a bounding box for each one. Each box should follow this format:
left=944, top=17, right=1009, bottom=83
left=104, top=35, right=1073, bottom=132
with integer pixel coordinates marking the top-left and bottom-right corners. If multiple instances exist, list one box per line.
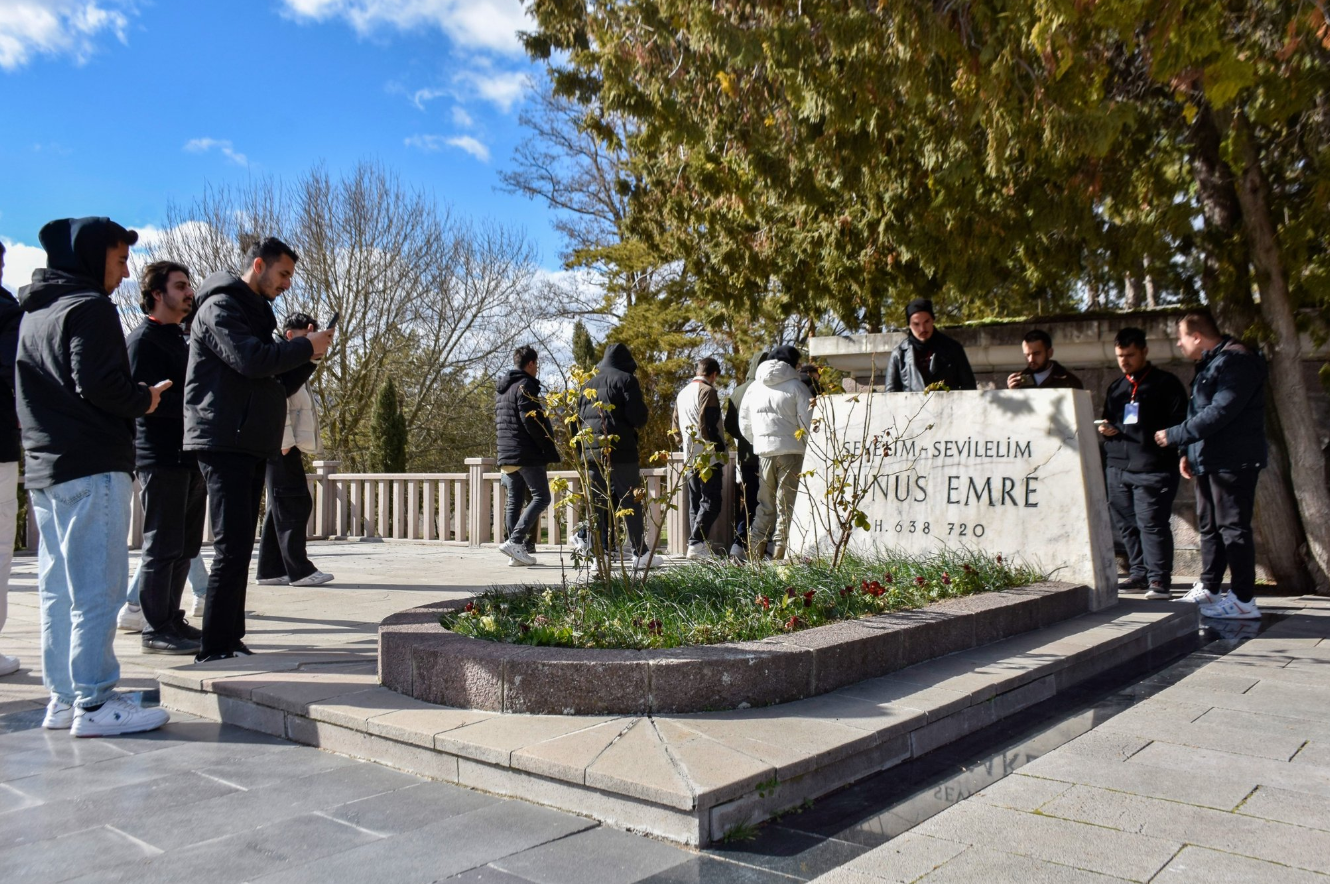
left=128, top=317, right=194, bottom=470
left=496, top=369, right=559, bottom=466
left=0, top=286, right=22, bottom=463
left=724, top=351, right=767, bottom=463
left=1102, top=364, right=1188, bottom=473
left=885, top=330, right=977, bottom=392
left=1165, top=337, right=1267, bottom=474
left=16, top=217, right=152, bottom=488
left=183, top=271, right=315, bottom=458
left=579, top=343, right=649, bottom=463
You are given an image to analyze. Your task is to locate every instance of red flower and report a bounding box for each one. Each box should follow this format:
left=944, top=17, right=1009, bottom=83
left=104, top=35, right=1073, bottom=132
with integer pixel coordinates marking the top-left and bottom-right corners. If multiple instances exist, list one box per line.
left=646, top=619, right=663, bottom=636
left=464, top=602, right=474, bottom=612
left=962, top=563, right=974, bottom=573
left=941, top=572, right=951, bottom=585
left=883, top=573, right=894, bottom=583
left=785, top=586, right=797, bottom=599
left=996, top=554, right=1003, bottom=564
left=785, top=615, right=802, bottom=630
left=756, top=595, right=771, bottom=610
left=915, top=575, right=927, bottom=586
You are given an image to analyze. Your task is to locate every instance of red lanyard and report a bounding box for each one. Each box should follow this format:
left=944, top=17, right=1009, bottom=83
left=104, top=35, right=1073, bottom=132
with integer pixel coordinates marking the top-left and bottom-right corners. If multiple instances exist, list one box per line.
left=1128, top=366, right=1151, bottom=402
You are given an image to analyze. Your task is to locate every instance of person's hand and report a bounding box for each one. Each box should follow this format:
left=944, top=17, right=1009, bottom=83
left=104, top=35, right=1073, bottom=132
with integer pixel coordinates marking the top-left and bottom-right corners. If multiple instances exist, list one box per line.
left=1098, top=422, right=1119, bottom=437
left=1154, top=429, right=1170, bottom=448
left=1180, top=457, right=1193, bottom=480
left=1006, top=372, right=1024, bottom=390
left=307, top=327, right=334, bottom=360
left=144, top=379, right=172, bottom=414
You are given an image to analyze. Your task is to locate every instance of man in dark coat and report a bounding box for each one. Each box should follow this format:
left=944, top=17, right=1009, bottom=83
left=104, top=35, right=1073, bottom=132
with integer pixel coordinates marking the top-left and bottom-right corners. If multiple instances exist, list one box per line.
left=578, top=343, right=651, bottom=567
left=1157, top=311, right=1267, bottom=620
left=0, top=243, right=22, bottom=677
left=724, top=350, right=768, bottom=560
left=126, top=260, right=205, bottom=655
left=885, top=298, right=977, bottom=392
left=184, top=237, right=332, bottom=661
left=1099, top=327, right=1188, bottom=598
left=1007, top=329, right=1084, bottom=389
left=17, top=217, right=171, bottom=736
left=495, top=346, right=559, bottom=567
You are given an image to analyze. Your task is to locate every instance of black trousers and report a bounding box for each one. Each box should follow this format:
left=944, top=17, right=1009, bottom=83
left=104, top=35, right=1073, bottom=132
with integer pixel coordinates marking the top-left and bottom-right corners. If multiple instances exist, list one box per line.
left=1196, top=469, right=1261, bottom=603
left=137, top=467, right=206, bottom=634
left=502, top=466, right=550, bottom=548
left=587, top=461, right=645, bottom=556
left=1105, top=466, right=1179, bottom=586
left=732, top=456, right=760, bottom=546
left=196, top=451, right=268, bottom=657
left=257, top=447, right=315, bottom=582
left=687, top=469, right=723, bottom=545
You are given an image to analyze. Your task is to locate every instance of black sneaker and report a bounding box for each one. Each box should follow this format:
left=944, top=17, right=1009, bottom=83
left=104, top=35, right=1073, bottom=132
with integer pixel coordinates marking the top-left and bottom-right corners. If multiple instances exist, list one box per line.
left=232, top=641, right=254, bottom=656
left=1118, top=576, right=1149, bottom=591
left=174, top=616, right=202, bottom=641
left=194, top=651, right=236, bottom=664
left=142, top=629, right=202, bottom=656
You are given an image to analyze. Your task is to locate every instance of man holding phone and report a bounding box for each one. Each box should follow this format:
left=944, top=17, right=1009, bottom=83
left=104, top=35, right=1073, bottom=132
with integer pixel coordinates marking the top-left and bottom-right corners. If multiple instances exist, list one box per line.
left=17, top=217, right=172, bottom=736
left=1099, top=327, right=1188, bottom=599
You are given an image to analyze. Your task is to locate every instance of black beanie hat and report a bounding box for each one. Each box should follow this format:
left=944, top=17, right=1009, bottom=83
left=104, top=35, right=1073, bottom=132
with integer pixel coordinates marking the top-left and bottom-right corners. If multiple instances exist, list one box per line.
left=905, top=298, right=935, bottom=321
left=770, top=344, right=801, bottom=367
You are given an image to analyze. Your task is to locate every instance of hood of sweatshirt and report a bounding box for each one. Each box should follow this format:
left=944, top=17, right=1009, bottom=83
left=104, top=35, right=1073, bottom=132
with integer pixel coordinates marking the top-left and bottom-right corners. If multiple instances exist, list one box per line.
left=19, top=216, right=137, bottom=312
left=194, top=270, right=260, bottom=310
left=599, top=342, right=638, bottom=374
left=757, top=358, right=801, bottom=387
left=497, top=368, right=537, bottom=395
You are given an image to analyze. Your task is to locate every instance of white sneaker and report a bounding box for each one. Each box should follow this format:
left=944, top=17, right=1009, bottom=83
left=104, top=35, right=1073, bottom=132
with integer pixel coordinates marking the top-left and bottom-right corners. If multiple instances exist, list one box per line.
left=1199, top=596, right=1262, bottom=621
left=1177, top=584, right=1221, bottom=605
left=116, top=602, right=144, bottom=633
left=0, top=654, right=18, bottom=677
left=498, top=540, right=536, bottom=566
left=506, top=556, right=531, bottom=567
left=570, top=532, right=593, bottom=556
left=43, top=697, right=74, bottom=729
left=256, top=576, right=289, bottom=585
left=290, top=571, right=334, bottom=587
left=71, top=694, right=170, bottom=738
left=191, top=596, right=206, bottom=618
left=686, top=542, right=713, bottom=561
left=632, top=551, right=656, bottom=572
left=729, top=542, right=747, bottom=562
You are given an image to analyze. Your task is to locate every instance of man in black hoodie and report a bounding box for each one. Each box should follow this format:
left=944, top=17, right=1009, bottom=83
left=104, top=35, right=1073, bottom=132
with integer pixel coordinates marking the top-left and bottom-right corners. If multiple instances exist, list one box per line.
left=0, top=243, right=21, bottom=677
left=495, top=346, right=560, bottom=567
left=127, top=260, right=204, bottom=655
left=885, top=299, right=977, bottom=392
left=184, top=237, right=333, bottom=661
left=18, top=217, right=171, bottom=737
left=578, top=343, right=651, bottom=568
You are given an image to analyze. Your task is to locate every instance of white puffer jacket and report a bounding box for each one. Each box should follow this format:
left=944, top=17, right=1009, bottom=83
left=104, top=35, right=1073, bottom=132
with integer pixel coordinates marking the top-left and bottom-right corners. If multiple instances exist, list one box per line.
left=739, top=360, right=813, bottom=457
left=283, top=383, right=322, bottom=454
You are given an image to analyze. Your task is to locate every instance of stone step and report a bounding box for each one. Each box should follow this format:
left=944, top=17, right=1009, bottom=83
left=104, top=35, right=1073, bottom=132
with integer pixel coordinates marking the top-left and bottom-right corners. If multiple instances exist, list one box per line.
left=158, top=601, right=1197, bottom=846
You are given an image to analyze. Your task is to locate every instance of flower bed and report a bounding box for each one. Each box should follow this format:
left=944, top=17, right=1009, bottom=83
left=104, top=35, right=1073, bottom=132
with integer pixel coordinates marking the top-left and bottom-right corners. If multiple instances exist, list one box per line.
left=439, top=551, right=1043, bottom=650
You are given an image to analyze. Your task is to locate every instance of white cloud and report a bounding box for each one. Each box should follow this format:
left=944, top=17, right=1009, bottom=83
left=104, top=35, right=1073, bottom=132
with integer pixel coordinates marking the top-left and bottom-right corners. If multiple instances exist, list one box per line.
left=410, top=86, right=448, bottom=110
left=184, top=138, right=249, bottom=166
left=0, top=1, right=133, bottom=71
left=454, top=68, right=528, bottom=112
left=0, top=239, right=46, bottom=292
left=405, top=133, right=490, bottom=162
left=451, top=106, right=474, bottom=127
left=280, top=0, right=529, bottom=55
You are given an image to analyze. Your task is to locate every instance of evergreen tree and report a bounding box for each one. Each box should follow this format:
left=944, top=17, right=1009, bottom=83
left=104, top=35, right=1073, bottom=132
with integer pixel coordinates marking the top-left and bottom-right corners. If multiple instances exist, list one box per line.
left=370, top=378, right=409, bottom=473
left=571, top=320, right=598, bottom=370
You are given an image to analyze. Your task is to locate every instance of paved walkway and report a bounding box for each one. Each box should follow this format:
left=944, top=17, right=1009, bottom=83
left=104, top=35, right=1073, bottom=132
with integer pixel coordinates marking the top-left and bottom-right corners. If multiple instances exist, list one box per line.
left=2, top=542, right=1328, bottom=883
left=814, top=598, right=1330, bottom=883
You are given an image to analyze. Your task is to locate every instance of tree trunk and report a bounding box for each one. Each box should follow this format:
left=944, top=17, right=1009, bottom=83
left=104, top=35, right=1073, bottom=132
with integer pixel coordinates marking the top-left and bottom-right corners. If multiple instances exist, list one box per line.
left=1185, top=103, right=1315, bottom=593
left=1230, top=113, right=1330, bottom=594
left=1123, top=274, right=1141, bottom=310
left=1142, top=257, right=1158, bottom=309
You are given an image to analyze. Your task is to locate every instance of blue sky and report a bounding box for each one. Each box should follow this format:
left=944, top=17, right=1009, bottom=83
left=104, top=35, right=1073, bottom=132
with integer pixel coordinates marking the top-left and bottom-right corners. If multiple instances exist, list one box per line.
left=0, top=0, right=560, bottom=291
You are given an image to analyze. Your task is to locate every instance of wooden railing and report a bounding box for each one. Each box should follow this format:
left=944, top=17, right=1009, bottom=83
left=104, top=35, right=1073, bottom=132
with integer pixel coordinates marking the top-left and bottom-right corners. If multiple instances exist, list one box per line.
left=15, top=455, right=741, bottom=557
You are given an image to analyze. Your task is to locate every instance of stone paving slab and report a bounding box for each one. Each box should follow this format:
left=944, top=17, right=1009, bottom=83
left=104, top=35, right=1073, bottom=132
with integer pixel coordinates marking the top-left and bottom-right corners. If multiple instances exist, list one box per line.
left=158, top=600, right=1195, bottom=845
left=809, top=599, right=1330, bottom=884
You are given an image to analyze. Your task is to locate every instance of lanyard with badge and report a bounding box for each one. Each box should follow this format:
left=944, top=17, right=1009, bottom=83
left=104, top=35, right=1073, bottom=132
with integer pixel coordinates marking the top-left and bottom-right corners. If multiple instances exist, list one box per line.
left=1124, top=367, right=1150, bottom=425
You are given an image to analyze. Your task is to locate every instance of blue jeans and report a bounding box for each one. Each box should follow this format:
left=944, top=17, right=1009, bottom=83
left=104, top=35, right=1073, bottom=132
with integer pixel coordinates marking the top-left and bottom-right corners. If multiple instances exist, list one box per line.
left=31, top=471, right=132, bottom=708
left=127, top=554, right=208, bottom=606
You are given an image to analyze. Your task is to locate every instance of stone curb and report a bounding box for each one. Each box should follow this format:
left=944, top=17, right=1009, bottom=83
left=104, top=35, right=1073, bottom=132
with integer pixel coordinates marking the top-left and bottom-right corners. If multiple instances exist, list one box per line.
left=378, top=582, right=1092, bottom=714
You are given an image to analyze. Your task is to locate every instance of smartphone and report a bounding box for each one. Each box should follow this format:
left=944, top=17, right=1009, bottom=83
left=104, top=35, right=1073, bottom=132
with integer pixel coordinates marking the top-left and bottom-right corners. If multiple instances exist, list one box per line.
left=1093, top=420, right=1107, bottom=427
left=327, top=311, right=339, bottom=331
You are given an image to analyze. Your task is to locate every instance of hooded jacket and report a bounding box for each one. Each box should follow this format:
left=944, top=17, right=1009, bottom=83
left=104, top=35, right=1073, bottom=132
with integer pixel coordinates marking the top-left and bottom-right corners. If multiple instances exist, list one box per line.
left=724, top=351, right=768, bottom=463
left=739, top=359, right=813, bottom=458
left=885, top=329, right=976, bottom=392
left=183, top=271, right=316, bottom=458
left=16, top=217, right=152, bottom=488
left=0, top=285, right=22, bottom=463
left=1165, top=336, right=1267, bottom=474
left=578, top=343, right=649, bottom=463
left=496, top=369, right=559, bottom=466
left=127, top=317, right=194, bottom=469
